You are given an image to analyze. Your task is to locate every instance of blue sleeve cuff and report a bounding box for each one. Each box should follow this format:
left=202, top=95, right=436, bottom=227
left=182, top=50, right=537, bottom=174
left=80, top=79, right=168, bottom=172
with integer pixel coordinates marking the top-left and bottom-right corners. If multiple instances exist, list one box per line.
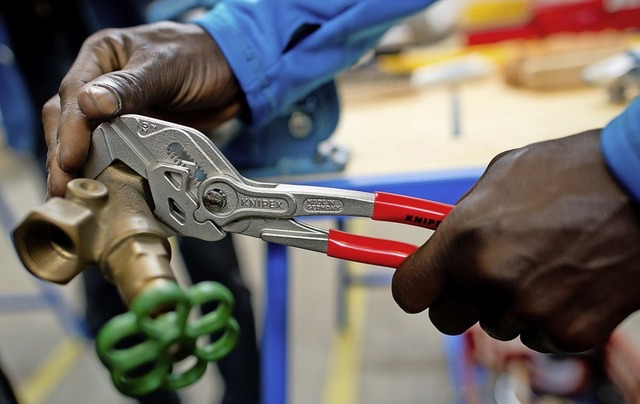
left=194, top=3, right=275, bottom=127
left=601, top=97, right=640, bottom=203
left=194, top=0, right=433, bottom=128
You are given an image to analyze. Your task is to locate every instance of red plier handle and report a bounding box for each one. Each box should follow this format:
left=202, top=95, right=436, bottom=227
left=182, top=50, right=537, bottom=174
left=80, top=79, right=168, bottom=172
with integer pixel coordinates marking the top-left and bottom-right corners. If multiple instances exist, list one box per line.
left=327, top=192, right=453, bottom=268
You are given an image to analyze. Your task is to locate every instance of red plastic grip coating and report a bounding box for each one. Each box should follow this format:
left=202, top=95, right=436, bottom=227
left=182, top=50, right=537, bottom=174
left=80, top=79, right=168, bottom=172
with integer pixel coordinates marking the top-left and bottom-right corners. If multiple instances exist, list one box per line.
left=372, top=192, right=453, bottom=230
left=327, top=229, right=419, bottom=268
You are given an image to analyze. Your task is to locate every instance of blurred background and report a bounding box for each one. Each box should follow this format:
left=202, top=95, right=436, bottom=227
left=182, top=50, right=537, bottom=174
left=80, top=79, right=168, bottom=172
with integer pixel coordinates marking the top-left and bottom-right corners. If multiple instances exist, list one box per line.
left=2, top=0, right=640, bottom=403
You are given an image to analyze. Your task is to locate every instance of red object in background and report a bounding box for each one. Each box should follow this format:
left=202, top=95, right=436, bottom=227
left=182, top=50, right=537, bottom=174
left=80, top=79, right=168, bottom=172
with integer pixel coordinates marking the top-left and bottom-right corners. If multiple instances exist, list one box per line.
left=466, top=0, right=640, bottom=45
left=605, top=330, right=640, bottom=402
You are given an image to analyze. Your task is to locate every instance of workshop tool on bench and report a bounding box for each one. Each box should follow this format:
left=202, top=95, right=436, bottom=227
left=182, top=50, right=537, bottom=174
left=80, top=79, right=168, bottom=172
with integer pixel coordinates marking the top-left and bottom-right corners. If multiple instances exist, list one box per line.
left=11, top=114, right=453, bottom=396
left=583, top=45, right=640, bottom=103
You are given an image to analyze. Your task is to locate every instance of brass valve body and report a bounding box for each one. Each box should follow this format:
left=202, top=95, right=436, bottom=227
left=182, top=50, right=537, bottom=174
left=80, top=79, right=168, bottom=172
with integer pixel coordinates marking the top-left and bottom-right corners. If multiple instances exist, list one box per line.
left=12, top=164, right=176, bottom=305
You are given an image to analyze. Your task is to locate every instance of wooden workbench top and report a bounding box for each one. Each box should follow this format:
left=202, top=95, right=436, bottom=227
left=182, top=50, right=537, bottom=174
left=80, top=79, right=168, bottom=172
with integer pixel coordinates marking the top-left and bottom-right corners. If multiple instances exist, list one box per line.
left=332, top=72, right=625, bottom=177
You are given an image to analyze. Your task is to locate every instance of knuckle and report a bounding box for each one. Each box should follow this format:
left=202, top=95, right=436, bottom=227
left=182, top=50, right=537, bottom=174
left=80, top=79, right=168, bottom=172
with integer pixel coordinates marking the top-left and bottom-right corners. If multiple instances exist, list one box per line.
left=547, top=319, right=607, bottom=353
left=85, top=27, right=122, bottom=46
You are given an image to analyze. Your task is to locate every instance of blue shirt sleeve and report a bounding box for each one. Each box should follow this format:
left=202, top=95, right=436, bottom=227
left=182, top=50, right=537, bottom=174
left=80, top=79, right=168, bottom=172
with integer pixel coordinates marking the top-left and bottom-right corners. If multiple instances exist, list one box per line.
left=193, top=0, right=434, bottom=128
left=601, top=97, right=640, bottom=203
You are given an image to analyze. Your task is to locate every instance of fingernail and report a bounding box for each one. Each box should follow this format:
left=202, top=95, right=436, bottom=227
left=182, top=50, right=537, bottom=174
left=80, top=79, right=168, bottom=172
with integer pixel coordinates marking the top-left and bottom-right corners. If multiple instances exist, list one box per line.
left=45, top=173, right=53, bottom=201
left=87, top=85, right=121, bottom=115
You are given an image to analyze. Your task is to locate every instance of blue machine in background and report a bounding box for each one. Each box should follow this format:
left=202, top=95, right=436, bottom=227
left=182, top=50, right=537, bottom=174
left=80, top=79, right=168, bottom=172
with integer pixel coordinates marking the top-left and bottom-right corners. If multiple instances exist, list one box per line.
left=218, top=80, right=348, bottom=178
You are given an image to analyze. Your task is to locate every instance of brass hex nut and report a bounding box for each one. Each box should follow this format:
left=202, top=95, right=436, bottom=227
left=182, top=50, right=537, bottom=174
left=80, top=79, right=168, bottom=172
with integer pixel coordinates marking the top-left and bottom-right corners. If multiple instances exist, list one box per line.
left=12, top=197, right=97, bottom=284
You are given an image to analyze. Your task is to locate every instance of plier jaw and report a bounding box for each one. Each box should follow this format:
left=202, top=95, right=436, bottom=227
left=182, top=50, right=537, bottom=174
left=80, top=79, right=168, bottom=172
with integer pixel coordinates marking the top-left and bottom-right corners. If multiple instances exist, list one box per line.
left=84, top=114, right=238, bottom=241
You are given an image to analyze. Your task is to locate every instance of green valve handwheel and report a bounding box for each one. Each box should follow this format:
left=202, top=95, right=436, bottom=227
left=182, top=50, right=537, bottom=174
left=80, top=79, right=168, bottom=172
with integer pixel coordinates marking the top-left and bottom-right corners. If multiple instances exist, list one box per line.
left=95, top=281, right=240, bottom=397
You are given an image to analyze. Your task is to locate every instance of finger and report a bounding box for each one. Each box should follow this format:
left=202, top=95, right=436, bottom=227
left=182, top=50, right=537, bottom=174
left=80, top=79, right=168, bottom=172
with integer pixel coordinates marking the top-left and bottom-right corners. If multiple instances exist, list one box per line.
left=59, top=34, right=124, bottom=122
left=479, top=313, right=526, bottom=342
left=45, top=134, right=76, bottom=199
left=392, top=239, right=446, bottom=313
left=77, top=64, right=173, bottom=123
left=77, top=56, right=164, bottom=120
left=428, top=294, right=479, bottom=335
left=519, top=319, right=605, bottom=355
left=519, top=329, right=570, bottom=354
left=540, top=312, right=617, bottom=355
left=43, top=95, right=61, bottom=148
left=46, top=160, right=77, bottom=199
left=43, top=96, right=77, bottom=199
left=392, top=214, right=460, bottom=313
left=77, top=84, right=122, bottom=119
left=56, top=101, right=94, bottom=173
left=54, top=36, right=118, bottom=173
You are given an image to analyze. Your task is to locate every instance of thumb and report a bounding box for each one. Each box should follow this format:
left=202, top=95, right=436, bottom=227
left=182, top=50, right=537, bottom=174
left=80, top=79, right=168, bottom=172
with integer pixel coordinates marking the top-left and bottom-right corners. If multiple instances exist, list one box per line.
left=391, top=235, right=447, bottom=313
left=77, top=67, right=153, bottom=120
left=77, top=83, right=122, bottom=119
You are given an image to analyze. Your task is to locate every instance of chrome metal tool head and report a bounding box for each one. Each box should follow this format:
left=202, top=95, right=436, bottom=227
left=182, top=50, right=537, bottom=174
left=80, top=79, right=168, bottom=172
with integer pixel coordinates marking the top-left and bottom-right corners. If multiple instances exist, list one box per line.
left=84, top=114, right=245, bottom=241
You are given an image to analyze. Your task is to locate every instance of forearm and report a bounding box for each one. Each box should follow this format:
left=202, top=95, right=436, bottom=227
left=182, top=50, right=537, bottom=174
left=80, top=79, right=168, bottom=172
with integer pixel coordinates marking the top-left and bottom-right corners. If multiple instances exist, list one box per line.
left=601, top=98, right=640, bottom=203
left=194, top=0, right=433, bottom=127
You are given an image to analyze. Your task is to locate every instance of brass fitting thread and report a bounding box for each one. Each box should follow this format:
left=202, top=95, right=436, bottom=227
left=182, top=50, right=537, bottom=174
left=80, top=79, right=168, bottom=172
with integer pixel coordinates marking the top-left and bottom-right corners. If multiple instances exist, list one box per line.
left=12, top=163, right=176, bottom=306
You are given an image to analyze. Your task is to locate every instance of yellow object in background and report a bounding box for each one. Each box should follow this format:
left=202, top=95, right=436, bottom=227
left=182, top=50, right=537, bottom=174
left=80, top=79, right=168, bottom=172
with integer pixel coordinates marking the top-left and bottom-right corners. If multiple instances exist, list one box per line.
left=459, top=0, right=532, bottom=31
left=376, top=41, right=518, bottom=74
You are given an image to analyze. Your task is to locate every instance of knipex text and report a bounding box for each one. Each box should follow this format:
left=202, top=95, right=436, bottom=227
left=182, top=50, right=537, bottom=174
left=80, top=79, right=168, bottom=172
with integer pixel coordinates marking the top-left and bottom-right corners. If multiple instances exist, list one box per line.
left=240, top=197, right=286, bottom=210
left=405, top=215, right=441, bottom=228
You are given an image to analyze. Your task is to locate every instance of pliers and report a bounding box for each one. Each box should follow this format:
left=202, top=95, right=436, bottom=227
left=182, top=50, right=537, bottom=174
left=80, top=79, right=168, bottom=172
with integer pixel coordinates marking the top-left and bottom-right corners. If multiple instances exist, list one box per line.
left=84, top=114, right=454, bottom=269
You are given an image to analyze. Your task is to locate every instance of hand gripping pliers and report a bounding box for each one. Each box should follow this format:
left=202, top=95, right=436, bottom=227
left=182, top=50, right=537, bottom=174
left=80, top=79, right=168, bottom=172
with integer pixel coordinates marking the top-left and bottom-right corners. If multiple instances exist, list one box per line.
left=85, top=114, right=454, bottom=269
